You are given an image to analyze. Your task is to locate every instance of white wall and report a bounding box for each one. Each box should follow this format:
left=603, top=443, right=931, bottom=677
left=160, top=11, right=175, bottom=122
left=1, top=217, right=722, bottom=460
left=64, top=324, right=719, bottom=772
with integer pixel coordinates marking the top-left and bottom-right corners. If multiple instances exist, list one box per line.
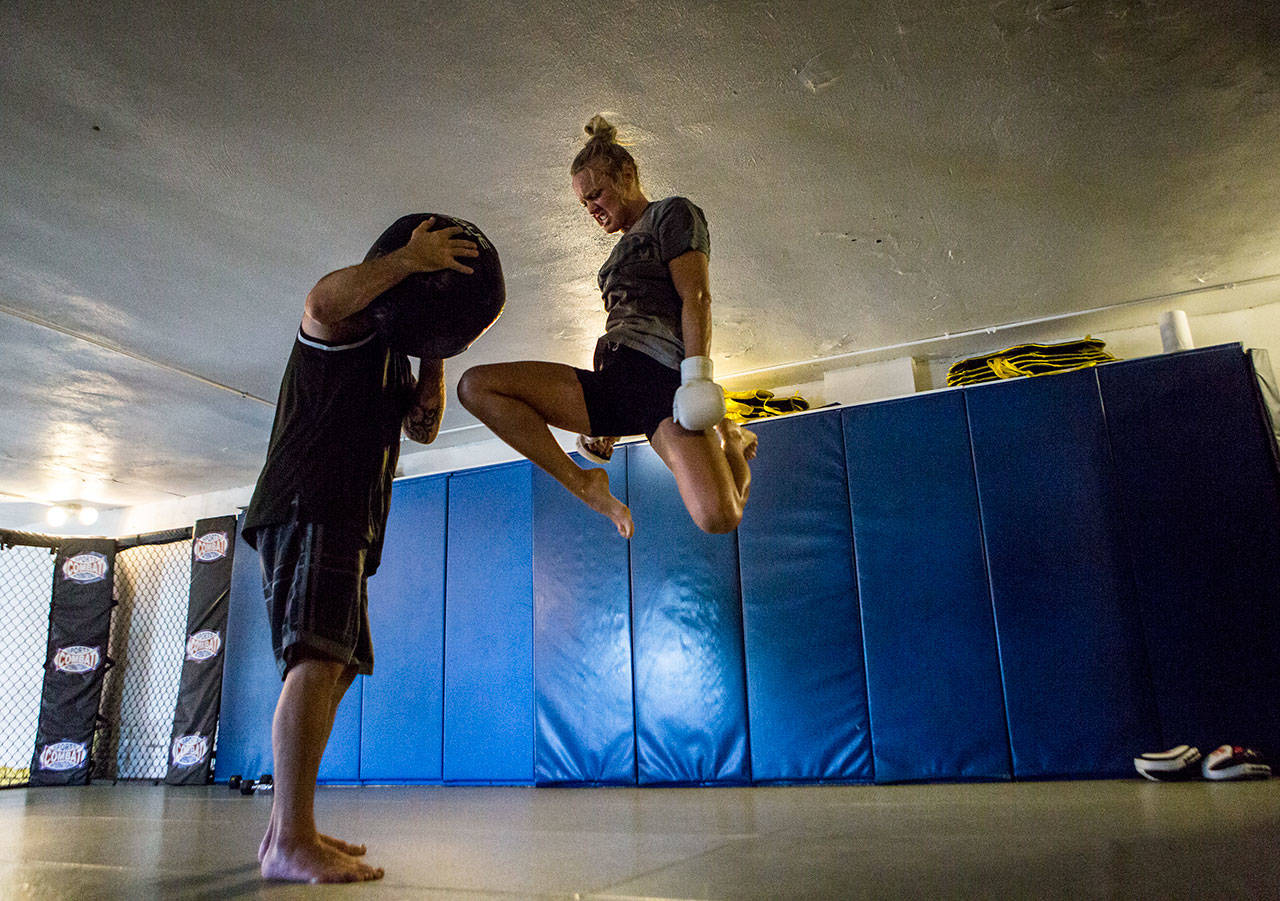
left=918, top=298, right=1280, bottom=392
left=27, top=296, right=1280, bottom=541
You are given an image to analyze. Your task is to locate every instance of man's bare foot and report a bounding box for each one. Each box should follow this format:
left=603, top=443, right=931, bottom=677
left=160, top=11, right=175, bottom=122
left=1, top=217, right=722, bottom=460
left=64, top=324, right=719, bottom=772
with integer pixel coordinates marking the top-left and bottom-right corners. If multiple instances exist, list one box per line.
left=260, top=824, right=366, bottom=862
left=320, top=833, right=367, bottom=856
left=717, top=420, right=759, bottom=461
left=573, top=466, right=634, bottom=538
left=260, top=837, right=383, bottom=884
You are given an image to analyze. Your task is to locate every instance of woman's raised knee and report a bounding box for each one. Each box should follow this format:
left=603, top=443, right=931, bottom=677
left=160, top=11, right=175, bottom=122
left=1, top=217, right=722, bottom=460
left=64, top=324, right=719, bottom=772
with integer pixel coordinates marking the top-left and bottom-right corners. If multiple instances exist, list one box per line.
left=456, top=365, right=490, bottom=413
left=691, top=499, right=742, bottom=535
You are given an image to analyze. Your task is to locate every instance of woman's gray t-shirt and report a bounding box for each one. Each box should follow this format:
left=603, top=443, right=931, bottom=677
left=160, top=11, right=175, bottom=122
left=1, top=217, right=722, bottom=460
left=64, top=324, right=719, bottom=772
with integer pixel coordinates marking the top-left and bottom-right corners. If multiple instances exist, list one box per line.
left=596, top=196, right=710, bottom=371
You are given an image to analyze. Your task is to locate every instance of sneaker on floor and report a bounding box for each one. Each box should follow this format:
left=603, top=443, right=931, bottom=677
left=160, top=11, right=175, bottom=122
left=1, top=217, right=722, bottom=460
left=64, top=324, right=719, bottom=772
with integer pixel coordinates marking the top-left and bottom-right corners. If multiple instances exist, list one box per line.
left=576, top=434, right=615, bottom=465
left=1135, top=745, right=1201, bottom=781
left=1202, top=745, right=1272, bottom=781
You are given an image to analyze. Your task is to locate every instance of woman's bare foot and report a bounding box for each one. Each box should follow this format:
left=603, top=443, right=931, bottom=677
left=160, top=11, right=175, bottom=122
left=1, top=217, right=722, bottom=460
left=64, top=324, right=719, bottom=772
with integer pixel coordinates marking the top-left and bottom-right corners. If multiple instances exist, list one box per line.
left=717, top=420, right=758, bottom=461
left=260, top=823, right=366, bottom=862
left=260, top=836, right=383, bottom=884
left=572, top=466, right=634, bottom=538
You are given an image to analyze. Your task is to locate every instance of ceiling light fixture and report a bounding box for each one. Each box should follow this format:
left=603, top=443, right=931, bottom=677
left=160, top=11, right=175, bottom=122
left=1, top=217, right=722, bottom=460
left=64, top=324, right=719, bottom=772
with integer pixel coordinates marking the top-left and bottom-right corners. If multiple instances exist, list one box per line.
left=45, top=503, right=99, bottom=528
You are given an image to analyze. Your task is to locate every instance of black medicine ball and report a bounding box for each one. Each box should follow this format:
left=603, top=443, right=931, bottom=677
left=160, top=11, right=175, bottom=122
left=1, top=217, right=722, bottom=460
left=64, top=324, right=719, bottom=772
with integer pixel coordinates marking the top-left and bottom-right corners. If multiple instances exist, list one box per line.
left=363, top=213, right=505, bottom=358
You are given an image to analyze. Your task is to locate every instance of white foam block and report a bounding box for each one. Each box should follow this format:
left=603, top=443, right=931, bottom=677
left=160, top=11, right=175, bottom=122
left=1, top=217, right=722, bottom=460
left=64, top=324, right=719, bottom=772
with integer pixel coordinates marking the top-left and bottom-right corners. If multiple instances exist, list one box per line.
left=823, top=356, right=919, bottom=406
left=1159, top=309, right=1194, bottom=352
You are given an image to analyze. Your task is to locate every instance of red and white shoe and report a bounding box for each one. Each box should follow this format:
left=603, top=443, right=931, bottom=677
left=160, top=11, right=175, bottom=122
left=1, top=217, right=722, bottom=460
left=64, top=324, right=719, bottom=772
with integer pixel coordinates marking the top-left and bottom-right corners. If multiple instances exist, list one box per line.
left=1201, top=745, right=1272, bottom=781
left=576, top=435, right=616, bottom=465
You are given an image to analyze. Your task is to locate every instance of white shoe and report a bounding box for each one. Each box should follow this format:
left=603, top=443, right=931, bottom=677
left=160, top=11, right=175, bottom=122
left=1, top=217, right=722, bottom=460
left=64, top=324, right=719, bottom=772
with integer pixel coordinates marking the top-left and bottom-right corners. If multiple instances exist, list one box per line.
left=576, top=435, right=615, bottom=465
left=1134, top=745, right=1201, bottom=781
left=1202, top=745, right=1272, bottom=781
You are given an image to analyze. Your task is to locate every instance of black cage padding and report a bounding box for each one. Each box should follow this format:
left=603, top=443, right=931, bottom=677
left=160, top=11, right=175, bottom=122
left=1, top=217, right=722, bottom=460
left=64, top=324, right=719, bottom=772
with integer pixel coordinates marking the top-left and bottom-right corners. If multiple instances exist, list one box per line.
left=165, top=516, right=236, bottom=785
left=30, top=539, right=116, bottom=785
left=0, top=529, right=62, bottom=550
left=115, top=527, right=194, bottom=552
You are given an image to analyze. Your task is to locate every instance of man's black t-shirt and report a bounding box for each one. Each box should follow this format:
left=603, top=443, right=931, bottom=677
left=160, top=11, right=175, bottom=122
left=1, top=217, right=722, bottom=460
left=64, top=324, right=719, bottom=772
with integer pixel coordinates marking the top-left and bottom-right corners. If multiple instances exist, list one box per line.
left=242, top=328, right=413, bottom=574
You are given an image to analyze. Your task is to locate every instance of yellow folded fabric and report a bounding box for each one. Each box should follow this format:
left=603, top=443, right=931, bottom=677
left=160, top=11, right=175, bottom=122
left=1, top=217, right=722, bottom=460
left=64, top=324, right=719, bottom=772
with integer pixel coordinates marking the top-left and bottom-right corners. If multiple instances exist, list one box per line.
left=723, top=388, right=810, bottom=423
left=946, top=337, right=1118, bottom=387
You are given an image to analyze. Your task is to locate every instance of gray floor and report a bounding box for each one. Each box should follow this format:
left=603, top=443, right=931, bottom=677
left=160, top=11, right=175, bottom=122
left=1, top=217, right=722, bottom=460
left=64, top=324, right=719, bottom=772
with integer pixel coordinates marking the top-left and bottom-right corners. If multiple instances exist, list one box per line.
left=1, top=780, right=1277, bottom=899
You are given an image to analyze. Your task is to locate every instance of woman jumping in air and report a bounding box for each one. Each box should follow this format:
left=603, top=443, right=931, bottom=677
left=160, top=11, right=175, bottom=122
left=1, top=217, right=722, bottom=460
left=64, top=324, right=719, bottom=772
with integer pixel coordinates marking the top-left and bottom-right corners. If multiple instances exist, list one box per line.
left=459, top=115, right=756, bottom=538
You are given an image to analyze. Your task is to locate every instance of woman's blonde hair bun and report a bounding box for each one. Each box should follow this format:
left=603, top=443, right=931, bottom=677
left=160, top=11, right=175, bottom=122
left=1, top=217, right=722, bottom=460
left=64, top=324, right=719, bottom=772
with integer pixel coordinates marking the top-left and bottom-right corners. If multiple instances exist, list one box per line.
left=570, top=114, right=635, bottom=179
left=584, top=115, right=617, bottom=144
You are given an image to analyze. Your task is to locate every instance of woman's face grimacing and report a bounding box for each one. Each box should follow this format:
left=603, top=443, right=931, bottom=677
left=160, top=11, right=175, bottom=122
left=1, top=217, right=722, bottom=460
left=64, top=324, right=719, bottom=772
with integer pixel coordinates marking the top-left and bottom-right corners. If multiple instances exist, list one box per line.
left=573, top=164, right=636, bottom=234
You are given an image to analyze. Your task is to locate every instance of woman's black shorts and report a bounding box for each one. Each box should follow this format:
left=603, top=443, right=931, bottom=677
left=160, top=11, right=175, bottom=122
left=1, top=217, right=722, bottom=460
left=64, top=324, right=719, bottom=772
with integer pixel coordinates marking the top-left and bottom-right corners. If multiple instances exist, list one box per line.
left=575, top=342, right=681, bottom=441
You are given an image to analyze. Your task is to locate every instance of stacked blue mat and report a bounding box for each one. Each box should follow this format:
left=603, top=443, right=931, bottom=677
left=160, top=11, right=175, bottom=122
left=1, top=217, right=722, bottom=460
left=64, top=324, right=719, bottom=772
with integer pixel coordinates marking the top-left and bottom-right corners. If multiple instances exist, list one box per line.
left=217, top=343, right=1280, bottom=785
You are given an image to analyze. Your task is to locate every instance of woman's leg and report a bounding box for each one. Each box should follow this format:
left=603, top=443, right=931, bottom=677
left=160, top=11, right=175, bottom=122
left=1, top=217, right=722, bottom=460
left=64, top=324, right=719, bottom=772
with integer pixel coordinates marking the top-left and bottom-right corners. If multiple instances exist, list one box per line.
left=650, top=417, right=758, bottom=534
left=457, top=361, right=633, bottom=538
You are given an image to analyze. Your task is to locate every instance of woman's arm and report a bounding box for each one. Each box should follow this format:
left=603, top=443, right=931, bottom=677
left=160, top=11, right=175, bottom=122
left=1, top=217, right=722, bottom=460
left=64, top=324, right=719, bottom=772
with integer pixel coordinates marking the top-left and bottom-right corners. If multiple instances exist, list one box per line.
left=668, top=249, right=712, bottom=357
left=668, top=249, right=726, bottom=431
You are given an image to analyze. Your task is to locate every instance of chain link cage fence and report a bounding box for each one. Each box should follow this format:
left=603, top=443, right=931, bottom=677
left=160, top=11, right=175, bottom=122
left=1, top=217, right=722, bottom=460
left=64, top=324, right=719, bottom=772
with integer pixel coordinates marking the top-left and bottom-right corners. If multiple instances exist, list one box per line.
left=0, top=540, right=58, bottom=788
left=96, top=536, right=192, bottom=782
left=0, top=528, right=196, bottom=788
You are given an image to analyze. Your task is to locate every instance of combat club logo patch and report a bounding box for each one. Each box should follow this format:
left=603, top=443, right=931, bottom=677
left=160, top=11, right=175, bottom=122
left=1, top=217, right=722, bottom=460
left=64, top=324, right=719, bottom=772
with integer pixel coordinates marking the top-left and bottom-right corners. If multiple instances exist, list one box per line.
left=192, top=531, right=229, bottom=563
left=39, top=741, right=87, bottom=771
left=185, top=630, right=222, bottom=661
left=171, top=734, right=209, bottom=767
left=53, top=645, right=101, bottom=674
left=62, top=552, right=108, bottom=584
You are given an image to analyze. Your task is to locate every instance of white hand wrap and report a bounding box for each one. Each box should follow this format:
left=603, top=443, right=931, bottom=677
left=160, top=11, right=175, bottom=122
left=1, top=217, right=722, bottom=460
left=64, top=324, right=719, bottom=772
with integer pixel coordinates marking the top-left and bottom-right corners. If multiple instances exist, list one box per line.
left=672, top=355, right=726, bottom=431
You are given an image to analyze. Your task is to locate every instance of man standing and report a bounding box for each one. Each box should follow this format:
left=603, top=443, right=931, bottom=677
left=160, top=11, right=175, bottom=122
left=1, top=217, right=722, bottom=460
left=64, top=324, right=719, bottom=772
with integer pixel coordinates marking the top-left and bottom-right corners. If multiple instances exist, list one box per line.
left=242, top=218, right=478, bottom=883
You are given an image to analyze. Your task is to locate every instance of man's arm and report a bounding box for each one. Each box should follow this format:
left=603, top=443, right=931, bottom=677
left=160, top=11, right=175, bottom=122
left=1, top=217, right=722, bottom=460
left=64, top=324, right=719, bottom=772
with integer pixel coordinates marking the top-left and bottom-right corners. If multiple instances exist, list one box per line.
left=403, top=357, right=445, bottom=444
left=302, top=217, right=479, bottom=342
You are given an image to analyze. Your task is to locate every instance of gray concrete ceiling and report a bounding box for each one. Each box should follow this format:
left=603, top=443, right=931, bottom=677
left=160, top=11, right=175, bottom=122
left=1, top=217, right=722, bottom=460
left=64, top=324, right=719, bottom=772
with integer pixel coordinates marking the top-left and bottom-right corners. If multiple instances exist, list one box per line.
left=3, top=0, right=1279, bottom=528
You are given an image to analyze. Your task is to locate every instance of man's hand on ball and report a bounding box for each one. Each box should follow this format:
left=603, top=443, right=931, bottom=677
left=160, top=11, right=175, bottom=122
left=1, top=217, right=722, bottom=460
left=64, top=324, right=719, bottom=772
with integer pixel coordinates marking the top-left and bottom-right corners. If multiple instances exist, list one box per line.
left=404, top=217, right=479, bottom=274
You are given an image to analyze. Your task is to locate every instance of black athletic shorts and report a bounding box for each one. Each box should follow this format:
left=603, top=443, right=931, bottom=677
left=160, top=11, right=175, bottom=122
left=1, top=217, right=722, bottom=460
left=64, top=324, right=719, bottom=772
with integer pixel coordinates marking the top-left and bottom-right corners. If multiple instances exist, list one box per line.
left=256, top=521, right=373, bottom=679
left=575, top=342, right=681, bottom=441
